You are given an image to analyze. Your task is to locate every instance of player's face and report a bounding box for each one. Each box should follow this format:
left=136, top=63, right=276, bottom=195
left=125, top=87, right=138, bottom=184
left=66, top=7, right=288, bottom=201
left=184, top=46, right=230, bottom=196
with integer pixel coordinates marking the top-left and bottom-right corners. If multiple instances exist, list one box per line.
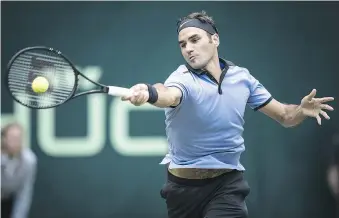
left=178, top=27, right=219, bottom=69
left=3, top=126, right=23, bottom=156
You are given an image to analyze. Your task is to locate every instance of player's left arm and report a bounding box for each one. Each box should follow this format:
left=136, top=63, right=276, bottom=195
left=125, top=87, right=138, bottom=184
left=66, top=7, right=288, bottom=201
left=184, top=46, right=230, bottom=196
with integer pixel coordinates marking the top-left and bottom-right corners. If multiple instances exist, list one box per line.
left=246, top=69, right=334, bottom=128
left=259, top=89, right=334, bottom=127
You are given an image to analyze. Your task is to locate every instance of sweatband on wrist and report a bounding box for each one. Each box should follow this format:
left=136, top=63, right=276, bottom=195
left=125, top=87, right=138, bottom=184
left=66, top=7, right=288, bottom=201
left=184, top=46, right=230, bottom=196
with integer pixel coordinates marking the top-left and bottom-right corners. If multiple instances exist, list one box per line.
left=146, top=84, right=158, bottom=104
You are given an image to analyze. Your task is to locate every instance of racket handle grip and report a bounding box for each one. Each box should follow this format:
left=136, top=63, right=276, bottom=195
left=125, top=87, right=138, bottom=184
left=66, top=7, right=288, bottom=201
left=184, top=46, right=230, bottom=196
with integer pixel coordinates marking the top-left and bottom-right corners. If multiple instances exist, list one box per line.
left=107, top=86, right=132, bottom=97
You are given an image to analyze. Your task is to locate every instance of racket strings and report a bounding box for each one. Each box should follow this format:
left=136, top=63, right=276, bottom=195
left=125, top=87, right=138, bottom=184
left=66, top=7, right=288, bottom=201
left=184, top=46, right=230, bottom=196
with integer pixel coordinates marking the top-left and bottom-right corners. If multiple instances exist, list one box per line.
left=7, top=50, right=76, bottom=108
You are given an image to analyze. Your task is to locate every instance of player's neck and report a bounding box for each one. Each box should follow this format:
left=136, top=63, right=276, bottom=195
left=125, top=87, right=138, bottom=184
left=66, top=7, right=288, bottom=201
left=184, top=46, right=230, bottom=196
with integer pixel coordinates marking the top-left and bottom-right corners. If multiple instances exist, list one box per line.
left=204, top=55, right=222, bottom=82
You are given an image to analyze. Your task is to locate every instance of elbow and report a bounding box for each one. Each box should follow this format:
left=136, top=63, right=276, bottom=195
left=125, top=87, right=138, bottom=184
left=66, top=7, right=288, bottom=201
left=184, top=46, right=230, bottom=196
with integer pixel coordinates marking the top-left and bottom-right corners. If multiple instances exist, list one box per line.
left=171, top=95, right=180, bottom=107
left=152, top=95, right=177, bottom=108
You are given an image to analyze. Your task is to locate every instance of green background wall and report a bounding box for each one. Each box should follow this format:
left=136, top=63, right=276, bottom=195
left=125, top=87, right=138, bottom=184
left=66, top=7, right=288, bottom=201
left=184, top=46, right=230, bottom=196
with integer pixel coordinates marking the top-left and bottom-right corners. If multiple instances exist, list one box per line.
left=2, top=2, right=339, bottom=218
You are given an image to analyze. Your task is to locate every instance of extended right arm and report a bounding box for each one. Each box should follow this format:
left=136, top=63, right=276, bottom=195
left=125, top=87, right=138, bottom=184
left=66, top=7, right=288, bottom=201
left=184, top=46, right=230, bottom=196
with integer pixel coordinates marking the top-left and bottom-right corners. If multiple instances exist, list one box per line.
left=121, top=83, right=182, bottom=108
left=152, top=83, right=182, bottom=108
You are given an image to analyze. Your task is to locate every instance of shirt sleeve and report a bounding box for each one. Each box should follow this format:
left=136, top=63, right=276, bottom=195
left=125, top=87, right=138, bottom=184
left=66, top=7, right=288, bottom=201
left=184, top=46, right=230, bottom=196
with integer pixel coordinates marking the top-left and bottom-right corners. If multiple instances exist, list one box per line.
left=12, top=156, right=37, bottom=218
left=246, top=70, right=273, bottom=111
left=164, top=71, right=192, bottom=106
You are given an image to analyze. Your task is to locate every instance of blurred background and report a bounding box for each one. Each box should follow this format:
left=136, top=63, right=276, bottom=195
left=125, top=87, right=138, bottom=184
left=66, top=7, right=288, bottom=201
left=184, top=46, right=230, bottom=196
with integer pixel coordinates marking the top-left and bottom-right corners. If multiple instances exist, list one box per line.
left=1, top=1, right=339, bottom=218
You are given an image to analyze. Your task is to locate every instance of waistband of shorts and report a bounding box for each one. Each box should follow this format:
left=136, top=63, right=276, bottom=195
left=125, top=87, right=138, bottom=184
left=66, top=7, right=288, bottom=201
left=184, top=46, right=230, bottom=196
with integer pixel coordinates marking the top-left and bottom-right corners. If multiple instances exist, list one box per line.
left=167, top=169, right=236, bottom=186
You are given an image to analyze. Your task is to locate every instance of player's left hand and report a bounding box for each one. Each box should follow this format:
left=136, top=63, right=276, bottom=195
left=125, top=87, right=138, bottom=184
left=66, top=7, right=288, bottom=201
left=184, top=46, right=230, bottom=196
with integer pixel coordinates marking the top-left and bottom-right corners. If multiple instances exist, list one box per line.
left=300, top=89, right=334, bottom=125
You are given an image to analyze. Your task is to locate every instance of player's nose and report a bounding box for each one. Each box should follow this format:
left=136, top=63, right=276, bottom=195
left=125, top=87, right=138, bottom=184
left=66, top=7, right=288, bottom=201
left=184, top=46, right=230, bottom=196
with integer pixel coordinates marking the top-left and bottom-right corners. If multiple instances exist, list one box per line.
left=184, top=43, right=194, bottom=54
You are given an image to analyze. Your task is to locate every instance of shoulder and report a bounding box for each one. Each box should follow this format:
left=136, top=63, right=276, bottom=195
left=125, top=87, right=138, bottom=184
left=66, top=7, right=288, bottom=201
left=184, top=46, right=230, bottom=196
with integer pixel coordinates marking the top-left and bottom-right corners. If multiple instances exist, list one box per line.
left=166, top=65, right=195, bottom=82
left=21, top=148, right=37, bottom=168
left=227, top=65, right=261, bottom=87
left=228, top=65, right=251, bottom=78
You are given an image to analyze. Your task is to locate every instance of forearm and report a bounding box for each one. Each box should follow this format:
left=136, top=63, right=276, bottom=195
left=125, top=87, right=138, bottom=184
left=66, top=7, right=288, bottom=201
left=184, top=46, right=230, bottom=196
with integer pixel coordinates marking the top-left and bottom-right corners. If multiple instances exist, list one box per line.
left=281, top=104, right=307, bottom=128
left=12, top=187, right=33, bottom=218
left=151, top=83, right=181, bottom=108
left=12, top=199, right=31, bottom=218
left=12, top=162, right=36, bottom=218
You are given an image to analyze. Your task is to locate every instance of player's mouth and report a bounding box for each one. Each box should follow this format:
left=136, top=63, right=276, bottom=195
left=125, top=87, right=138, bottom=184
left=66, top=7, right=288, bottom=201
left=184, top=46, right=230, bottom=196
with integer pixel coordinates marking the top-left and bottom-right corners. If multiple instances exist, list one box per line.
left=189, top=56, right=196, bottom=61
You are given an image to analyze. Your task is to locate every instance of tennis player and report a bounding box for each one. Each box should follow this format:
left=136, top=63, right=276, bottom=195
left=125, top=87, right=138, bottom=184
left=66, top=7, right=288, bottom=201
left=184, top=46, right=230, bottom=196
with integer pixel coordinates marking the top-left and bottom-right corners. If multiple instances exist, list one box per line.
left=122, top=11, right=335, bottom=218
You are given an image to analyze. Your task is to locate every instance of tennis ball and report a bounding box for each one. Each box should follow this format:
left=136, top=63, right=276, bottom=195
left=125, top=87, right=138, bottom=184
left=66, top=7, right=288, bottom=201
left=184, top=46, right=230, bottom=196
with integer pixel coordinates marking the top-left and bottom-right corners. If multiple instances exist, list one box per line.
left=32, top=76, right=49, bottom=93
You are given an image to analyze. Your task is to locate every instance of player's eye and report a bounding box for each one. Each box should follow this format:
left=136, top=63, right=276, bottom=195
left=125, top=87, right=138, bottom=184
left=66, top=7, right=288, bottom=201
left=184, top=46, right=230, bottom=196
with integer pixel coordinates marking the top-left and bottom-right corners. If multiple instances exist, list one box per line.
left=180, top=43, right=186, bottom=48
left=191, top=38, right=199, bottom=43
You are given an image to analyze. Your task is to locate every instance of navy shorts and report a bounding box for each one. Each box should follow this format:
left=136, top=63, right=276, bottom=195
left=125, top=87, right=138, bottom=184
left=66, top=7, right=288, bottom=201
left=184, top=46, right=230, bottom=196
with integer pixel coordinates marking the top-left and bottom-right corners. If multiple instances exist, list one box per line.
left=160, top=170, right=250, bottom=218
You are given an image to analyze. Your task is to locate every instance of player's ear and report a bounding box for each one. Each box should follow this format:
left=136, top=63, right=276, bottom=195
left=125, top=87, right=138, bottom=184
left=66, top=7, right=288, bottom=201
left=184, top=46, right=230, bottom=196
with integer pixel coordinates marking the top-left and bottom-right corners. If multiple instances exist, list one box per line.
left=211, top=34, right=220, bottom=47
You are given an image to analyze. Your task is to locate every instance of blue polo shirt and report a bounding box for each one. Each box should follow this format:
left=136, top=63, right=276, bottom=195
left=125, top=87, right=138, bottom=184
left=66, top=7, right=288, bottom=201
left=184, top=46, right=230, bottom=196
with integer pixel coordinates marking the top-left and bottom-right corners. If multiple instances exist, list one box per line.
left=160, top=58, right=272, bottom=170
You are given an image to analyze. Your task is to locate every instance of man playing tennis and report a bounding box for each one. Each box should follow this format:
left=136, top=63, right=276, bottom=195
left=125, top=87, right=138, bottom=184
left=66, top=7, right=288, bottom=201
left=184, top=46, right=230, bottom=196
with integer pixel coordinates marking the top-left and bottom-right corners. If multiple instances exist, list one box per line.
left=122, top=11, right=335, bottom=218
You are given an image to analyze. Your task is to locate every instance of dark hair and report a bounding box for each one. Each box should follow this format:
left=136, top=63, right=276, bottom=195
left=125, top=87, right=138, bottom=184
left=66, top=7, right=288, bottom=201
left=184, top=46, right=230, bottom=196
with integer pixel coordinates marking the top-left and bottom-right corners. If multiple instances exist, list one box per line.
left=177, top=11, right=218, bottom=34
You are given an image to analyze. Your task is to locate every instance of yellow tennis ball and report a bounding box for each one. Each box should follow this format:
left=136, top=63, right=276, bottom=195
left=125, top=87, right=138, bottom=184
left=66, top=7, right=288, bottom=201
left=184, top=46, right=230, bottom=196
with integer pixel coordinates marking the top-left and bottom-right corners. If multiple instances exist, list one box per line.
left=32, top=76, right=49, bottom=93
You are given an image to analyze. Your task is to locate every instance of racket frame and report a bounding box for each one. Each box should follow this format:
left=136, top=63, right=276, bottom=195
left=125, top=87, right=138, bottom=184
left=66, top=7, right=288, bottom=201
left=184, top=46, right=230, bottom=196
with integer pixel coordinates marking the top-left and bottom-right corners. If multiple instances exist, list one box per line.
left=5, top=46, right=110, bottom=109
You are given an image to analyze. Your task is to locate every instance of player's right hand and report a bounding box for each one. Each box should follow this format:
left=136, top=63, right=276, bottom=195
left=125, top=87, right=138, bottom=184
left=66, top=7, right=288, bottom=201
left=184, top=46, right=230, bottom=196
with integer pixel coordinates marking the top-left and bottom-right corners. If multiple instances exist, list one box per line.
left=121, top=83, right=149, bottom=106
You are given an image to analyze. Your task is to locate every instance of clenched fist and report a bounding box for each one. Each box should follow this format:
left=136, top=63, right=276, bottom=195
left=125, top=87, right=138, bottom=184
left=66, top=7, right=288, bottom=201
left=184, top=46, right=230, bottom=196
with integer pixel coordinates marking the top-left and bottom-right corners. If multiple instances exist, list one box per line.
left=121, top=83, right=149, bottom=106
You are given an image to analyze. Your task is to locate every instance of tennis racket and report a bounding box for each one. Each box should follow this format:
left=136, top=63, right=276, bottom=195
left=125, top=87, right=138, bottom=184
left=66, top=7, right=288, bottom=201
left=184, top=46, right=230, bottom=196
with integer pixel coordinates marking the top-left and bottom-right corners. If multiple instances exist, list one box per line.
left=5, top=46, right=132, bottom=109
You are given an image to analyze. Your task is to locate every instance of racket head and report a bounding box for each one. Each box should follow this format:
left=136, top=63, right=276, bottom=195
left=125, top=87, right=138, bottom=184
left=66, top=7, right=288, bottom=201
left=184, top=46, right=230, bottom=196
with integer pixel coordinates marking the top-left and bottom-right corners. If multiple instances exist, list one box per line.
left=5, top=46, right=79, bottom=109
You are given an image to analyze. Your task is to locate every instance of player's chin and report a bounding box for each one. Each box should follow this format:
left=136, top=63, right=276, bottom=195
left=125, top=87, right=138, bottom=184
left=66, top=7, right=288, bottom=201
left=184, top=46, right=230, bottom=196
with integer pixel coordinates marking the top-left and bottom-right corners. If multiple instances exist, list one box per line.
left=187, top=61, right=205, bottom=70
